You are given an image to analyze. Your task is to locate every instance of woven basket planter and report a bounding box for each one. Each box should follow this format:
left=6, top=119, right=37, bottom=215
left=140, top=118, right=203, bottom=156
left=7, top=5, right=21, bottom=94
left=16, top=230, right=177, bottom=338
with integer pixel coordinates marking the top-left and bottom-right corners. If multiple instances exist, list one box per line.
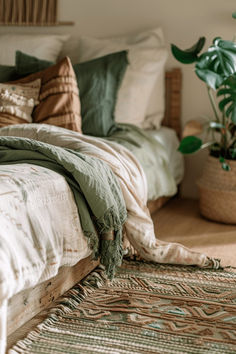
left=197, top=155, right=236, bottom=224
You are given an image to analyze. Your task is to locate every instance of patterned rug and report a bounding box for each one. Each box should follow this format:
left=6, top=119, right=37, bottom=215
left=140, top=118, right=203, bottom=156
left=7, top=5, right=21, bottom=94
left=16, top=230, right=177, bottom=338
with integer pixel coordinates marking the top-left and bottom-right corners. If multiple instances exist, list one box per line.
left=10, top=261, right=236, bottom=353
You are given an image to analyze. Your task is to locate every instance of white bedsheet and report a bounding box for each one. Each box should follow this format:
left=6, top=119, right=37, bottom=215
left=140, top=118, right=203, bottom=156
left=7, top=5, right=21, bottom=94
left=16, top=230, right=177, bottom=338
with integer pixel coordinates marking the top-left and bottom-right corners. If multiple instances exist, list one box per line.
left=147, top=126, right=184, bottom=186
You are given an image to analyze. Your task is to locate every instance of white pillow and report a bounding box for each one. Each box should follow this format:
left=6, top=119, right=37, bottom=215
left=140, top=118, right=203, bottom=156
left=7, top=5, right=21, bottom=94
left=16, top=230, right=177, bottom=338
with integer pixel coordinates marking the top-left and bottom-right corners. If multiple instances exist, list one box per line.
left=0, top=34, right=69, bottom=65
left=74, top=28, right=168, bottom=129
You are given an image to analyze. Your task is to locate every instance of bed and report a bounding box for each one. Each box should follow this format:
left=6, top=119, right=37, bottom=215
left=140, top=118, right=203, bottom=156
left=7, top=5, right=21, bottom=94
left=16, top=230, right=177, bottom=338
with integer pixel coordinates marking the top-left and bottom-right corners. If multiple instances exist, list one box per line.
left=0, top=31, right=219, bottom=353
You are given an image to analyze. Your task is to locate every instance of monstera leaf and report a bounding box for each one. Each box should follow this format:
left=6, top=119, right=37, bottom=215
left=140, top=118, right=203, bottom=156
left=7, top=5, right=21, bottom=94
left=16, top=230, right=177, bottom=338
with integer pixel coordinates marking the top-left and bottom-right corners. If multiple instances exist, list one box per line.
left=233, top=11, right=236, bottom=19
left=217, top=74, right=236, bottom=123
left=171, top=37, right=205, bottom=64
left=196, top=38, right=236, bottom=90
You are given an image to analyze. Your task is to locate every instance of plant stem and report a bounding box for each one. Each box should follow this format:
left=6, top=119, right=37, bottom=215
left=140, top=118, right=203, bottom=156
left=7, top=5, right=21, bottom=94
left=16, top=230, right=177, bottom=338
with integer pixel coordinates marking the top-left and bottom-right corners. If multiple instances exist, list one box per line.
left=207, top=86, right=220, bottom=122
left=201, top=141, right=214, bottom=149
left=220, top=85, right=229, bottom=155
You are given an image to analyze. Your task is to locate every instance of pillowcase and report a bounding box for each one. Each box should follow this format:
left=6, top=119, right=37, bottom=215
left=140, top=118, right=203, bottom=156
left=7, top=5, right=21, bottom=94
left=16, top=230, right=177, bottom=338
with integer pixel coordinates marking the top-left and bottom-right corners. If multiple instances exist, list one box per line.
left=115, top=47, right=167, bottom=129
left=69, top=27, right=168, bottom=129
left=16, top=50, right=128, bottom=137
left=0, top=65, right=19, bottom=82
left=0, top=79, right=41, bottom=128
left=12, top=56, right=82, bottom=133
left=0, top=34, right=69, bottom=65
left=74, top=51, right=128, bottom=136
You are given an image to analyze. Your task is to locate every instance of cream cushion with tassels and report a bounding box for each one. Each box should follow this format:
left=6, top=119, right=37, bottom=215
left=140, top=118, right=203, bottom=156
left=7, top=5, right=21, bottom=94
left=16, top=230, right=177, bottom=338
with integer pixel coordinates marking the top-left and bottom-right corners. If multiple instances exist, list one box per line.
left=0, top=79, right=41, bottom=127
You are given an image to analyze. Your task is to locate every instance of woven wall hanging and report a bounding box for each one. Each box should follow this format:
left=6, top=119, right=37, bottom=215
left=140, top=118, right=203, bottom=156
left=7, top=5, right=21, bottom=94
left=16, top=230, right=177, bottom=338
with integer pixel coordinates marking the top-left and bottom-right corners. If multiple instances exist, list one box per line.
left=0, top=0, right=73, bottom=26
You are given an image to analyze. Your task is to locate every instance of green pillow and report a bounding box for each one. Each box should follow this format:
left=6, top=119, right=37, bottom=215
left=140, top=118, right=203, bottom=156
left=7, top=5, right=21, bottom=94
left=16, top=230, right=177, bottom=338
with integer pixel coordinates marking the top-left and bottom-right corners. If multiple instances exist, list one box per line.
left=15, top=50, right=128, bottom=137
left=15, top=52, right=52, bottom=74
left=0, top=65, right=19, bottom=82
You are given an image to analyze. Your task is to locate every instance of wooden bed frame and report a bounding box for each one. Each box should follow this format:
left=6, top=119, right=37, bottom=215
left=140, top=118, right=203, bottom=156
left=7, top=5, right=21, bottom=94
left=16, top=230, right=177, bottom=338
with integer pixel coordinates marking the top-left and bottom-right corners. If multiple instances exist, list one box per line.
left=7, top=68, right=182, bottom=348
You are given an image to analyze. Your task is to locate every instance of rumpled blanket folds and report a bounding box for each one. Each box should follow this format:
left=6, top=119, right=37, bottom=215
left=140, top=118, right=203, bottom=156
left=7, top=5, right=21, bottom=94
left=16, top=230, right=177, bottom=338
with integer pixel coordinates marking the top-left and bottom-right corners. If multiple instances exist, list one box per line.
left=106, top=123, right=180, bottom=200
left=0, top=124, right=220, bottom=353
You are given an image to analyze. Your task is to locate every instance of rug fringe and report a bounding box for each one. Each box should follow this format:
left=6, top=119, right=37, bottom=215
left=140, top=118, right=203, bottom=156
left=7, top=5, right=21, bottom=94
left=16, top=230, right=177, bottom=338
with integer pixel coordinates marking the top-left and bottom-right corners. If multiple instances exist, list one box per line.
left=206, top=257, right=222, bottom=270
left=9, top=266, right=107, bottom=353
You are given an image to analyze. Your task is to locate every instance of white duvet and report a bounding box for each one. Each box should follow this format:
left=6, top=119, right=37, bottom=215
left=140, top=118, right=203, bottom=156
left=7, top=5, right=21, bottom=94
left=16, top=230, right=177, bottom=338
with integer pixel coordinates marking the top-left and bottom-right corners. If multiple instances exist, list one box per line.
left=0, top=124, right=220, bottom=353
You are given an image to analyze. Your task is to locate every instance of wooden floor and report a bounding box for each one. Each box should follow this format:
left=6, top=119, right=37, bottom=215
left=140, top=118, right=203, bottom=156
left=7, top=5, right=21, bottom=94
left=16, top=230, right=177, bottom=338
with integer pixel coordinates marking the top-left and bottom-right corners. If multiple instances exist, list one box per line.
left=152, top=197, right=236, bottom=268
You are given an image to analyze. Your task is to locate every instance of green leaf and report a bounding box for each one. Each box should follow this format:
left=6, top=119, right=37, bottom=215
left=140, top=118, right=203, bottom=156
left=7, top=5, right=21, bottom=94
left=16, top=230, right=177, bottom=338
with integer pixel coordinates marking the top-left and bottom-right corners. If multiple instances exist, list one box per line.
left=171, top=37, right=206, bottom=64
left=178, top=136, right=202, bottom=154
left=219, top=156, right=225, bottom=163
left=218, top=96, right=232, bottom=112
left=195, top=38, right=236, bottom=89
left=217, top=74, right=236, bottom=123
left=229, top=147, right=236, bottom=159
left=222, top=162, right=231, bottom=171
left=219, top=156, right=231, bottom=170
left=232, top=11, right=236, bottom=19
left=230, top=106, right=236, bottom=124
left=195, top=68, right=223, bottom=89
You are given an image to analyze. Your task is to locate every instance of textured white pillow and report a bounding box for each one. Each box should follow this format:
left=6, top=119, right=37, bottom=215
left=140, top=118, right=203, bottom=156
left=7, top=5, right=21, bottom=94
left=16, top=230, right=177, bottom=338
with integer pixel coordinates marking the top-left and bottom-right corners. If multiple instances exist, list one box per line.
left=74, top=28, right=168, bottom=129
left=0, top=34, right=69, bottom=65
left=0, top=79, right=41, bottom=123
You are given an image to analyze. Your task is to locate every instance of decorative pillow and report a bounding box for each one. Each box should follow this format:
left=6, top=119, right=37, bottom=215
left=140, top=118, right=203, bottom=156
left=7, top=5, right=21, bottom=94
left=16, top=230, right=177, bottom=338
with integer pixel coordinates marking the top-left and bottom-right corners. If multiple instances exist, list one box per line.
left=15, top=52, right=52, bottom=75
left=0, top=65, right=19, bottom=82
left=16, top=50, right=128, bottom=137
left=0, top=34, right=69, bottom=66
left=73, top=27, right=168, bottom=129
left=12, top=56, right=82, bottom=133
left=0, top=79, right=41, bottom=128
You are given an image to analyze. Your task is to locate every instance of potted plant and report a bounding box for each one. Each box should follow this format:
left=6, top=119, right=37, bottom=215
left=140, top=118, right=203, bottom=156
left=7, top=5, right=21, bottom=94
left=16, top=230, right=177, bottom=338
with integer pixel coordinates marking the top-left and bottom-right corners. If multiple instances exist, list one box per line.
left=171, top=14, right=236, bottom=223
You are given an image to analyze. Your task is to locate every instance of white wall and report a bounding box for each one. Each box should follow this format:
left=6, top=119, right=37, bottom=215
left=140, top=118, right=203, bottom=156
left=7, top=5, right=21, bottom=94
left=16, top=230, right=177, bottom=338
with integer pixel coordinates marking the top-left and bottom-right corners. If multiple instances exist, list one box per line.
left=1, top=0, right=235, bottom=198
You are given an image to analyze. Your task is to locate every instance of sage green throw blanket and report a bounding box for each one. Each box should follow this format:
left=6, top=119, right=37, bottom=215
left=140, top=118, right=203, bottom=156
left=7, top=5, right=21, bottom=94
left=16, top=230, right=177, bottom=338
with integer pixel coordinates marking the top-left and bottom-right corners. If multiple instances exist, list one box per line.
left=0, top=136, right=127, bottom=278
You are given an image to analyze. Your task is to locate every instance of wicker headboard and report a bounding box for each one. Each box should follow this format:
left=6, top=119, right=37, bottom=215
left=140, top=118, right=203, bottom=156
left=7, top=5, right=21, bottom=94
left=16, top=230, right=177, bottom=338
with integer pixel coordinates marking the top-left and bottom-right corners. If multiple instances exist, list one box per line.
left=163, top=68, right=182, bottom=138
left=147, top=68, right=182, bottom=214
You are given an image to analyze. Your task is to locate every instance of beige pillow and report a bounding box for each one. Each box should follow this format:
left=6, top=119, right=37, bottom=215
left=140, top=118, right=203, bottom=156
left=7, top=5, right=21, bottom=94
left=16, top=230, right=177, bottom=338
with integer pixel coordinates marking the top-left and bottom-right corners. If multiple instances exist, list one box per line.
left=0, top=34, right=69, bottom=65
left=0, top=79, right=41, bottom=128
left=10, top=57, right=82, bottom=133
left=74, top=28, right=168, bottom=129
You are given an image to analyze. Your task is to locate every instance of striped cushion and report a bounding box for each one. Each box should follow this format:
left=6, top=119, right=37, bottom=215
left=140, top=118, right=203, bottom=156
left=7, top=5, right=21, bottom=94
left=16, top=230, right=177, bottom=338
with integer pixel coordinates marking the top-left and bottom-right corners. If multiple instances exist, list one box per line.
left=10, top=57, right=82, bottom=133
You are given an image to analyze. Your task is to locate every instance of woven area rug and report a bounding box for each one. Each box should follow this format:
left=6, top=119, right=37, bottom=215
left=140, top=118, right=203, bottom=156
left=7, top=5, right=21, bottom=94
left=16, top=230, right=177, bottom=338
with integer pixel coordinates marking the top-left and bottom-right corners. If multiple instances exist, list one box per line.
left=10, top=261, right=236, bottom=354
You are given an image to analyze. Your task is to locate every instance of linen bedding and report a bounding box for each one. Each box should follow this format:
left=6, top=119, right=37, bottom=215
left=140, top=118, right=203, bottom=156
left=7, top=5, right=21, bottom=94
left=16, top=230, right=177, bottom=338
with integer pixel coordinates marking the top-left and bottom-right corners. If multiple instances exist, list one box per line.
left=0, top=30, right=214, bottom=353
left=106, top=123, right=184, bottom=201
left=147, top=126, right=184, bottom=191
left=0, top=123, right=221, bottom=353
